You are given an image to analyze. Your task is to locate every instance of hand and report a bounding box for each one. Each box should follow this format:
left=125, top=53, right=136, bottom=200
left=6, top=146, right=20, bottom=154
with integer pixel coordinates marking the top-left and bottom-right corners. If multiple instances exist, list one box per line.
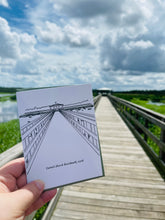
left=0, top=158, right=57, bottom=220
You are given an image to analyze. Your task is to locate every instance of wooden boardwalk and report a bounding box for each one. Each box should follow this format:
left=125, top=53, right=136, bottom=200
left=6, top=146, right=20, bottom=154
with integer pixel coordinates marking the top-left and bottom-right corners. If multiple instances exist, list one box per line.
left=50, top=97, right=165, bottom=220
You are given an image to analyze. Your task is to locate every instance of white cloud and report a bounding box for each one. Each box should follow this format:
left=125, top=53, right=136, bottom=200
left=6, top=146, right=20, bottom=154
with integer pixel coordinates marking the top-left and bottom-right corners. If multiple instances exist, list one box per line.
left=0, top=17, right=20, bottom=59
left=26, top=0, right=152, bottom=64
left=36, top=21, right=64, bottom=44
left=0, top=17, right=37, bottom=60
left=100, top=32, right=165, bottom=75
left=51, top=0, right=149, bottom=36
left=36, top=21, right=96, bottom=48
left=0, top=0, right=8, bottom=7
left=123, top=40, right=154, bottom=50
left=64, top=24, right=96, bottom=47
left=1, top=0, right=165, bottom=90
left=19, top=33, right=37, bottom=59
left=0, top=17, right=42, bottom=77
left=29, top=0, right=149, bottom=47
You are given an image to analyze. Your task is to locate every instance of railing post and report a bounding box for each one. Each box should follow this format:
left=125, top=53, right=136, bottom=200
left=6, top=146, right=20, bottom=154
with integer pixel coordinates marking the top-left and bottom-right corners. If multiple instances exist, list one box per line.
left=160, top=127, right=165, bottom=163
left=144, top=119, right=149, bottom=142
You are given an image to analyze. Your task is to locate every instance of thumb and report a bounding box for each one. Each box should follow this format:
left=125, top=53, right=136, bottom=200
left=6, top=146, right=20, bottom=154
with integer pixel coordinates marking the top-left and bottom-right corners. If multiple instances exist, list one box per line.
left=12, top=180, right=45, bottom=212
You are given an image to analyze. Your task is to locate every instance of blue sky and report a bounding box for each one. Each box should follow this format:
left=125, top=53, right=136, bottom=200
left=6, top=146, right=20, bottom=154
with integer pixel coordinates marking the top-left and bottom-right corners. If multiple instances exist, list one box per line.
left=0, top=0, right=165, bottom=91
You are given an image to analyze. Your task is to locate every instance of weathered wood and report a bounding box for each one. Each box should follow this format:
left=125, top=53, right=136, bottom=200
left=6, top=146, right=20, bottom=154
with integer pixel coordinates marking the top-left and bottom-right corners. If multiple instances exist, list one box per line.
left=119, top=111, right=165, bottom=176
left=55, top=201, right=165, bottom=219
left=109, top=94, right=165, bottom=128
left=50, top=97, right=165, bottom=220
left=160, top=125, right=165, bottom=162
left=25, top=212, right=36, bottom=220
left=109, top=94, right=165, bottom=177
left=124, top=109, right=165, bottom=151
left=51, top=209, right=152, bottom=220
left=42, top=188, right=63, bottom=220
left=93, top=94, right=101, bottom=109
left=0, top=142, right=23, bottom=167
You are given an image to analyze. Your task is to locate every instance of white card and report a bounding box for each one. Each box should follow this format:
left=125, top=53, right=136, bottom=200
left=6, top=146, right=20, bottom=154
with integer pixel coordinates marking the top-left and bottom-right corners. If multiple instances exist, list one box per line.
left=16, top=84, right=104, bottom=190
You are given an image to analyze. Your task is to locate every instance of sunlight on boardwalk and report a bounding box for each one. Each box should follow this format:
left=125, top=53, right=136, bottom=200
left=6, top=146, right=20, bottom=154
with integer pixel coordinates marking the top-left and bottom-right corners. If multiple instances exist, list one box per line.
left=51, top=97, right=165, bottom=220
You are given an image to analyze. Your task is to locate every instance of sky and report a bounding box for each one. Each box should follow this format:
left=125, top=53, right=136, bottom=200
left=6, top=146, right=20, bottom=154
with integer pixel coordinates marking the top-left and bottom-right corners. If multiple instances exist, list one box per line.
left=0, top=0, right=165, bottom=91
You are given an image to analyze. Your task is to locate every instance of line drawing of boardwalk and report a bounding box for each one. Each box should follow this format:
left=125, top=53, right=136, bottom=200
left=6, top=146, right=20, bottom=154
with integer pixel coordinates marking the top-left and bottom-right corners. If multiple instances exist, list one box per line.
left=19, top=100, right=100, bottom=175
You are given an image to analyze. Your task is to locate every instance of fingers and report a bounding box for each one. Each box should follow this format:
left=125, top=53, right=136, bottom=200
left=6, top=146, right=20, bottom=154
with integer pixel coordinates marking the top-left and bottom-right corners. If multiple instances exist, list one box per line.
left=0, top=158, right=25, bottom=178
left=11, top=180, right=45, bottom=213
left=41, top=188, right=57, bottom=204
left=0, top=158, right=57, bottom=217
left=17, top=173, right=27, bottom=189
left=25, top=188, right=57, bottom=216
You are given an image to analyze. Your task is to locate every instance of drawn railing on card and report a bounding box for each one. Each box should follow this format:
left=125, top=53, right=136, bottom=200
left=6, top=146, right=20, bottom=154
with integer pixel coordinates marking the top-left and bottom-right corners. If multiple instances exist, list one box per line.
left=20, top=113, right=51, bottom=135
left=22, top=112, right=54, bottom=174
left=60, top=110, right=100, bottom=155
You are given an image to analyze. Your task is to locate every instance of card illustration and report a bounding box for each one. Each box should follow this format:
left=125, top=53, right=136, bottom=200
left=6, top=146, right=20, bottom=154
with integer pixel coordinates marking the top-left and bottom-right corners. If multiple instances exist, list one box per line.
left=17, top=84, right=104, bottom=190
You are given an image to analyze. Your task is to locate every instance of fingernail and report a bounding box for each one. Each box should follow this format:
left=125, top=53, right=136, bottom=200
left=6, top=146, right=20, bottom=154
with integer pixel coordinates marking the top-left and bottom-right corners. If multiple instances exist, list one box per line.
left=35, top=180, right=45, bottom=190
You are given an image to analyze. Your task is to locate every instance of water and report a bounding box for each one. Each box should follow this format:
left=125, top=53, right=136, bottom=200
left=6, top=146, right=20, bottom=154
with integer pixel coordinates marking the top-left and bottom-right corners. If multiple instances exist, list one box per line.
left=0, top=100, right=18, bottom=123
left=148, top=101, right=165, bottom=106
left=0, top=94, right=14, bottom=97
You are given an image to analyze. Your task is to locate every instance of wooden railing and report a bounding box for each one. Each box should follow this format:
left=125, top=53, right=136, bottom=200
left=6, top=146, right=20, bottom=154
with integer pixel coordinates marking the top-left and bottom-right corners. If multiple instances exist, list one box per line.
left=0, top=94, right=101, bottom=220
left=93, top=94, right=101, bottom=108
left=108, top=94, right=165, bottom=178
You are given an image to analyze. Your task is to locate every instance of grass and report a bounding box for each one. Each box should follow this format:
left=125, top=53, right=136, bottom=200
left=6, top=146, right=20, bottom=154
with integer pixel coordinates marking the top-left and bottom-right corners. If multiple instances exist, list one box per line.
left=0, top=91, right=16, bottom=102
left=0, top=95, right=11, bottom=102
left=131, top=98, right=165, bottom=115
left=33, top=204, right=48, bottom=220
left=0, top=119, right=21, bottom=153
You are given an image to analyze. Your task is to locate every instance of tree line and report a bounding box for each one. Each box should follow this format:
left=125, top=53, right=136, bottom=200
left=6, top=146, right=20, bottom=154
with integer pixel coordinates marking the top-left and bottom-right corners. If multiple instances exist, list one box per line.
left=0, top=87, right=22, bottom=93
left=112, top=90, right=165, bottom=102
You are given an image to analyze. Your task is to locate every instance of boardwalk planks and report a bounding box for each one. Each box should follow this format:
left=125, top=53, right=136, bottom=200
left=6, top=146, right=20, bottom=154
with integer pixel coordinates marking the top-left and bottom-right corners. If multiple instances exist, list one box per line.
left=51, top=97, right=165, bottom=220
